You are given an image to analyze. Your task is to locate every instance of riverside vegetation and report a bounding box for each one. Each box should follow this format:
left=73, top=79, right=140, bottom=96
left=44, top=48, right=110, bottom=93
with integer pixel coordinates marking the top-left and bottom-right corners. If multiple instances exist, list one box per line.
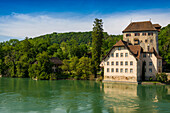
left=0, top=20, right=170, bottom=80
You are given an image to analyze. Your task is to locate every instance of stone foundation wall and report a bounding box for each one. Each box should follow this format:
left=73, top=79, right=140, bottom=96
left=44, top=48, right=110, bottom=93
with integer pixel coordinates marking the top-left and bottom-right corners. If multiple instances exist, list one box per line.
left=104, top=76, right=137, bottom=82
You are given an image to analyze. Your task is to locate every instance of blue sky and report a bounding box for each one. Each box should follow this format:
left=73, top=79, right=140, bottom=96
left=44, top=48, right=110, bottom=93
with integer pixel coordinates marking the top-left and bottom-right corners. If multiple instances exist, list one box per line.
left=0, top=0, right=170, bottom=41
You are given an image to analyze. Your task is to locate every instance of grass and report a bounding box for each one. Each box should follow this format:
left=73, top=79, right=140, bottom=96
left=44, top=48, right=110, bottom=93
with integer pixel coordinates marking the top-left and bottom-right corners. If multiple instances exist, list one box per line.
left=142, top=81, right=161, bottom=83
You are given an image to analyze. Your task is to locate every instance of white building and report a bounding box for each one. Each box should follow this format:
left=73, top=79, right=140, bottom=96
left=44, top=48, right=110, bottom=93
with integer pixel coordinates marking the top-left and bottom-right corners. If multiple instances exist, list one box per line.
left=100, top=21, right=162, bottom=83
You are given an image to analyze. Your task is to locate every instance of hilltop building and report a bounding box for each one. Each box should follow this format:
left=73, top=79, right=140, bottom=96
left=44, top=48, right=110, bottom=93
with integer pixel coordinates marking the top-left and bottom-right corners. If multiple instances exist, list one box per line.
left=100, top=21, right=162, bottom=83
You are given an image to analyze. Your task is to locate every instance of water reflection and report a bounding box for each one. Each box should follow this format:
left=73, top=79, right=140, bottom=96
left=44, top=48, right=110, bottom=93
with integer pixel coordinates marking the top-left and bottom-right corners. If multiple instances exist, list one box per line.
left=0, top=78, right=170, bottom=113
left=102, top=83, right=170, bottom=113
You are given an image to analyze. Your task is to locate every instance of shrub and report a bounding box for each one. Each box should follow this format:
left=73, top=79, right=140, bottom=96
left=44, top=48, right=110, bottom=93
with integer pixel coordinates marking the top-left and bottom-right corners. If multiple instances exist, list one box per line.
left=149, top=77, right=153, bottom=81
left=156, top=73, right=168, bottom=83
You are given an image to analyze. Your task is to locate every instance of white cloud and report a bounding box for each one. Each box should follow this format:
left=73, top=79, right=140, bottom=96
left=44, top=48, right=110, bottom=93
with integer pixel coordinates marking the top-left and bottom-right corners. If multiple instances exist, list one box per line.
left=0, top=10, right=170, bottom=40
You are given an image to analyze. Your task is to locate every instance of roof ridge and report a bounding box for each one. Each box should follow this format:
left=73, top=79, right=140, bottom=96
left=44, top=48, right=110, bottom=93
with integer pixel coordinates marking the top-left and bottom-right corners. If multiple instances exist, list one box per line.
left=132, top=21, right=151, bottom=23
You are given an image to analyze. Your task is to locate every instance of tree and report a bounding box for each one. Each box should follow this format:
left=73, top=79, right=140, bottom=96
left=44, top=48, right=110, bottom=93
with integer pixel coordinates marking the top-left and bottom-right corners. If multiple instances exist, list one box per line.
left=28, top=51, right=53, bottom=80
left=70, top=56, right=79, bottom=77
left=76, top=57, right=92, bottom=80
left=92, top=18, right=104, bottom=78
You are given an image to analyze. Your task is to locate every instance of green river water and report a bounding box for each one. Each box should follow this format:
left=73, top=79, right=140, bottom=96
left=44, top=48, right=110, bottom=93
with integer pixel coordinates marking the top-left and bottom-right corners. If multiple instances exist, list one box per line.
left=0, top=78, right=170, bottom=113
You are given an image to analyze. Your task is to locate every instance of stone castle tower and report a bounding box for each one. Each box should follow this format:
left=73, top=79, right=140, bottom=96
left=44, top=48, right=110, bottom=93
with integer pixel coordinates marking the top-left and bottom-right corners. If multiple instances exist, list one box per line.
left=122, top=21, right=161, bottom=53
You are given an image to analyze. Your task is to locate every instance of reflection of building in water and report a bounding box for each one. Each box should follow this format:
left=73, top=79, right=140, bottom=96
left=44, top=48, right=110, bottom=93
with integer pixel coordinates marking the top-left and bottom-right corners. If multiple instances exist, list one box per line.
left=101, top=83, right=170, bottom=113
left=167, top=86, right=170, bottom=95
left=102, top=83, right=139, bottom=113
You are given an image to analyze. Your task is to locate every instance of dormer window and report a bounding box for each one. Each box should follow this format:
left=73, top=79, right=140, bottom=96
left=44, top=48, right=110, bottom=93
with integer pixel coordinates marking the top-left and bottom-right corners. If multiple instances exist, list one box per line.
left=118, top=47, right=121, bottom=50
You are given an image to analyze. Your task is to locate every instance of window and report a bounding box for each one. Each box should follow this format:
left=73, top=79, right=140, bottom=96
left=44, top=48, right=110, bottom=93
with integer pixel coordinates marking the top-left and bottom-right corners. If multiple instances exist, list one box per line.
left=130, top=61, right=133, bottom=65
left=149, top=68, right=152, bottom=72
left=125, top=68, right=128, bottom=73
left=120, top=68, right=123, bottom=73
left=125, top=61, right=128, bottom=66
left=143, top=53, right=146, bottom=58
left=121, top=61, right=123, bottom=66
left=116, top=61, right=119, bottom=65
left=116, top=53, right=119, bottom=57
left=108, top=55, right=110, bottom=58
left=118, top=47, right=121, bottom=50
left=149, top=62, right=152, bottom=66
left=158, top=69, right=161, bottom=73
left=145, top=39, right=147, bottom=43
left=142, top=32, right=146, bottom=36
left=148, top=32, right=153, bottom=36
left=107, top=62, right=109, bottom=65
left=107, top=68, right=109, bottom=72
left=111, top=53, right=114, bottom=57
left=116, top=68, right=119, bottom=72
left=111, top=61, right=114, bottom=65
left=121, top=53, right=123, bottom=57
left=148, top=46, right=150, bottom=51
left=130, top=69, right=133, bottom=73
left=126, top=33, right=131, bottom=37
left=159, top=61, right=161, bottom=66
left=135, top=33, right=140, bottom=36
left=111, top=68, right=114, bottom=72
left=150, top=39, right=153, bottom=43
left=149, top=53, right=152, bottom=57
left=134, top=40, right=140, bottom=45
left=125, top=53, right=128, bottom=57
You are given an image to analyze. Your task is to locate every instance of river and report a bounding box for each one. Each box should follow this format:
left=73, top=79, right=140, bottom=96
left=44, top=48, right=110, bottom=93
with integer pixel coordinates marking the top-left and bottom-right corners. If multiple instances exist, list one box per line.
left=0, top=78, right=170, bottom=113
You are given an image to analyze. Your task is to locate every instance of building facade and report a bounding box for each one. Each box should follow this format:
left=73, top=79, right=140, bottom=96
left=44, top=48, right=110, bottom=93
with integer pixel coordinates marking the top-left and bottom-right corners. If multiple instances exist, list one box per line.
left=101, top=21, right=162, bottom=83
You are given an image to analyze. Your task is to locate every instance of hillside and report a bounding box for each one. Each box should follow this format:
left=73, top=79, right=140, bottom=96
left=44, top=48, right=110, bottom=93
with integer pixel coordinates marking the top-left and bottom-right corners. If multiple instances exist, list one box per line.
left=0, top=31, right=122, bottom=79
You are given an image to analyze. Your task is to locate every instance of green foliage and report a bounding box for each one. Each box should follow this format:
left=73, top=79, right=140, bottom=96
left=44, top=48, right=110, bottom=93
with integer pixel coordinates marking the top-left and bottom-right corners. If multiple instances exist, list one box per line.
left=29, top=51, right=53, bottom=80
left=0, top=29, right=122, bottom=80
left=61, top=56, right=92, bottom=80
left=76, top=57, right=92, bottom=80
left=158, top=24, right=170, bottom=64
left=156, top=73, right=168, bottom=83
left=92, top=18, right=104, bottom=78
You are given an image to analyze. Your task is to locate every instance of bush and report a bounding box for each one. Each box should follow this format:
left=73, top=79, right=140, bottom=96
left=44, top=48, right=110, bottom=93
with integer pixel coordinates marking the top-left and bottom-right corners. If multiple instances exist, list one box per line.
left=149, top=77, right=153, bottom=81
left=156, top=73, right=168, bottom=83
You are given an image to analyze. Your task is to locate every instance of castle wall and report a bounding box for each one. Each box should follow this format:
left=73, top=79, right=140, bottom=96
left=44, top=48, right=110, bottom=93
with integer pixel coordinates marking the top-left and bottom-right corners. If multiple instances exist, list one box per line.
left=123, top=31, right=158, bottom=53
left=103, top=47, right=138, bottom=82
left=141, top=53, right=158, bottom=80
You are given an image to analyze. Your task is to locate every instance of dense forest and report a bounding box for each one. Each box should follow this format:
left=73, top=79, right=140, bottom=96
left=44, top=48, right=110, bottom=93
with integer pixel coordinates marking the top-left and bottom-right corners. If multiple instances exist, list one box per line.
left=0, top=30, right=122, bottom=80
left=0, top=24, right=169, bottom=80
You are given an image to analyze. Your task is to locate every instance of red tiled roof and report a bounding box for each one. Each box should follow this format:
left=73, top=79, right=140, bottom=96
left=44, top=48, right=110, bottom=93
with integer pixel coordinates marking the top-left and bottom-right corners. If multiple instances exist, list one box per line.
left=113, top=40, right=127, bottom=47
left=102, top=40, right=141, bottom=60
left=153, top=24, right=161, bottom=28
left=127, top=45, right=142, bottom=59
left=148, top=47, right=162, bottom=59
left=123, top=21, right=157, bottom=32
left=50, top=57, right=63, bottom=65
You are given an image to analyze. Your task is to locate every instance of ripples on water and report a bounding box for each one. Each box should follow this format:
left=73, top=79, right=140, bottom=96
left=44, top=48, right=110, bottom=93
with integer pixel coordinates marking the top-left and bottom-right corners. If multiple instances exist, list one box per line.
left=0, top=78, right=170, bottom=113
